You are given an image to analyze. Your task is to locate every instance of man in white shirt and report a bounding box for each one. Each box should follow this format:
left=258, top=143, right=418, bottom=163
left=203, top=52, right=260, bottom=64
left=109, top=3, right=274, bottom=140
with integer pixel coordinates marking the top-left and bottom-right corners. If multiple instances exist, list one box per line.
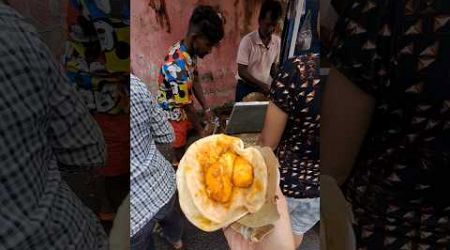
left=235, top=0, right=283, bottom=102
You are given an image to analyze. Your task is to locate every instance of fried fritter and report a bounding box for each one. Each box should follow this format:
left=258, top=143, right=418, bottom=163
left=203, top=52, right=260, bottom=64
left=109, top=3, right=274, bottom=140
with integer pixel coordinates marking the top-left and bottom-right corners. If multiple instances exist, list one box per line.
left=205, top=162, right=233, bottom=203
left=232, top=156, right=254, bottom=188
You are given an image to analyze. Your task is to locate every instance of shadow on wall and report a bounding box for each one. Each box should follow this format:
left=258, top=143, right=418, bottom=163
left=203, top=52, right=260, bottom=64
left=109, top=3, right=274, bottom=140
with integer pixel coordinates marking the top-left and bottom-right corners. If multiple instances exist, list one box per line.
left=131, top=0, right=265, bottom=107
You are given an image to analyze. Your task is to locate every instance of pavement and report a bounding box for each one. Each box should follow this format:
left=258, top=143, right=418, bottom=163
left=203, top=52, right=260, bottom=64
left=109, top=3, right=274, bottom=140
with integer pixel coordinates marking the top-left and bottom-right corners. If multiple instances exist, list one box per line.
left=63, top=169, right=320, bottom=250
left=153, top=216, right=320, bottom=250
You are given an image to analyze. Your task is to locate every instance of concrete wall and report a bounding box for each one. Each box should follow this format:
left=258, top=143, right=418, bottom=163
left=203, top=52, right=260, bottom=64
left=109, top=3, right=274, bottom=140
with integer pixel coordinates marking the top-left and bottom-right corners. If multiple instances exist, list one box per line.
left=131, top=0, right=267, bottom=107
left=8, top=0, right=68, bottom=60
left=8, top=0, right=281, bottom=107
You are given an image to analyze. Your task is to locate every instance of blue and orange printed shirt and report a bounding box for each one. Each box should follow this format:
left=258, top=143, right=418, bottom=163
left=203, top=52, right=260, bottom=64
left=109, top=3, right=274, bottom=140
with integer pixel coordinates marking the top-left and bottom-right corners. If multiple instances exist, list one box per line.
left=64, top=0, right=130, bottom=115
left=157, top=41, right=197, bottom=121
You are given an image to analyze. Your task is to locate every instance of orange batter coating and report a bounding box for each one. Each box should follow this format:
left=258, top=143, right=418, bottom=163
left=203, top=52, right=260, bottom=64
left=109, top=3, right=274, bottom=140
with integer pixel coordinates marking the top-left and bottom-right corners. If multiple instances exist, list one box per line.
left=201, top=140, right=254, bottom=203
left=232, top=156, right=254, bottom=188
left=205, top=162, right=233, bottom=203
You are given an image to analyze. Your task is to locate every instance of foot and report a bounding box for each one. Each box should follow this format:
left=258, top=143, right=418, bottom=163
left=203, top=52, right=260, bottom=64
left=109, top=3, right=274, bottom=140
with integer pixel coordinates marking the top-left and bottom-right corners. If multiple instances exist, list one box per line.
left=160, top=232, right=183, bottom=250
left=172, top=240, right=183, bottom=250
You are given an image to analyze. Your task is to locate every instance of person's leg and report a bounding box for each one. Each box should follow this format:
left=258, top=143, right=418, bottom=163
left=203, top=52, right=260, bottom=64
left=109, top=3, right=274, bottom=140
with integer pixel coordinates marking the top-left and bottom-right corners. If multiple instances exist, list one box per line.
left=93, top=113, right=130, bottom=221
left=158, top=193, right=184, bottom=248
left=61, top=170, right=99, bottom=214
left=286, top=197, right=320, bottom=248
left=131, top=194, right=177, bottom=250
left=105, top=174, right=130, bottom=212
left=286, top=198, right=304, bottom=247
left=94, top=174, right=115, bottom=233
left=173, top=147, right=185, bottom=164
left=170, top=120, right=190, bottom=164
left=130, top=217, right=157, bottom=250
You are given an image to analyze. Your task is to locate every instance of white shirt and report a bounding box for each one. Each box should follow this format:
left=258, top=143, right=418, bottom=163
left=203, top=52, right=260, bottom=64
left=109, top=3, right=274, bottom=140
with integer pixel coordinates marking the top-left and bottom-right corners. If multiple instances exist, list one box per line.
left=236, top=30, right=281, bottom=85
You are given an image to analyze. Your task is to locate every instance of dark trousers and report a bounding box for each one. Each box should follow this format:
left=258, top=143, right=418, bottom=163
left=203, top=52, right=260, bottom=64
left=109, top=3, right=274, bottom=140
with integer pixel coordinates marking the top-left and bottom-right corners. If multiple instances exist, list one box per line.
left=130, top=193, right=184, bottom=250
left=105, top=174, right=130, bottom=211
left=235, top=80, right=262, bottom=102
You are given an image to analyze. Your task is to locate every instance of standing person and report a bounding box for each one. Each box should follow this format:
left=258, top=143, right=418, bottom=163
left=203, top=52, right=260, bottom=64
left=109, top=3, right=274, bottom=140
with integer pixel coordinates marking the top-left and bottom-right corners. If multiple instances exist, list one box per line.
left=235, top=0, right=283, bottom=102
left=64, top=0, right=130, bottom=223
left=130, top=74, right=184, bottom=250
left=322, top=0, right=450, bottom=248
left=0, top=3, right=108, bottom=249
left=259, top=54, right=320, bottom=248
left=157, top=5, right=224, bottom=163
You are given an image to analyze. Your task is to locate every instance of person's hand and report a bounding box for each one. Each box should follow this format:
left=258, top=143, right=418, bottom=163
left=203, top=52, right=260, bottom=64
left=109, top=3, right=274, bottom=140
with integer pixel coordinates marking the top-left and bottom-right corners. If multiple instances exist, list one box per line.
left=204, top=108, right=214, bottom=123
left=223, top=186, right=295, bottom=250
left=199, top=129, right=208, bottom=138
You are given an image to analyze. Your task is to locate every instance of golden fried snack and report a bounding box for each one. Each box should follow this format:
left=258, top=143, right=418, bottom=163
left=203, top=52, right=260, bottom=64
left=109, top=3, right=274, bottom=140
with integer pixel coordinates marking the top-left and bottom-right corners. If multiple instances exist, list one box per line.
left=220, top=152, right=236, bottom=176
left=205, top=152, right=236, bottom=203
left=177, top=134, right=268, bottom=231
left=205, top=162, right=233, bottom=203
left=232, top=156, right=254, bottom=188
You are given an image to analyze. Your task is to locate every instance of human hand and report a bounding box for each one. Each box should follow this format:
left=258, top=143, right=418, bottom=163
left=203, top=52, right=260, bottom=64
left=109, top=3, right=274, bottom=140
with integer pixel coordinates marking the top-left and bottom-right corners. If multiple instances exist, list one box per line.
left=223, top=186, right=295, bottom=250
left=204, top=108, right=214, bottom=123
left=199, top=129, right=208, bottom=138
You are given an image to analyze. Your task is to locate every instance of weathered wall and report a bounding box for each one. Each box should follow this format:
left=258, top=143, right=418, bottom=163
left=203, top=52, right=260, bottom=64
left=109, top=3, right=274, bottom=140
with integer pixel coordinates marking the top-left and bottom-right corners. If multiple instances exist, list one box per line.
left=8, top=0, right=67, bottom=60
left=8, top=0, right=277, bottom=107
left=131, top=0, right=265, bottom=107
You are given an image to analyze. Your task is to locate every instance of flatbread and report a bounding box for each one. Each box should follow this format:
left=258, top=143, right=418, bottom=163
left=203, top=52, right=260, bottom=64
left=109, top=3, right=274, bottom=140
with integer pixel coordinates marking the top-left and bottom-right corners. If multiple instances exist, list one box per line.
left=177, top=163, right=223, bottom=231
left=177, top=134, right=268, bottom=231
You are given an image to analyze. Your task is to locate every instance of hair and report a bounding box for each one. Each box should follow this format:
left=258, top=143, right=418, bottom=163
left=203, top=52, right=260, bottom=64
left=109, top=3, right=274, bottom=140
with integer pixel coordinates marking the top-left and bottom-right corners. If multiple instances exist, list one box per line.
left=258, top=0, right=283, bottom=22
left=188, top=5, right=224, bottom=45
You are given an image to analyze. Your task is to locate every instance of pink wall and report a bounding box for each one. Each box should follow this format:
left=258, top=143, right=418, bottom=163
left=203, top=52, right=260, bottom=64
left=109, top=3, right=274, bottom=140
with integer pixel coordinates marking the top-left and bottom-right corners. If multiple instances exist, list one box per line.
left=8, top=0, right=67, bottom=60
left=131, top=0, right=266, bottom=107
left=9, top=0, right=281, bottom=108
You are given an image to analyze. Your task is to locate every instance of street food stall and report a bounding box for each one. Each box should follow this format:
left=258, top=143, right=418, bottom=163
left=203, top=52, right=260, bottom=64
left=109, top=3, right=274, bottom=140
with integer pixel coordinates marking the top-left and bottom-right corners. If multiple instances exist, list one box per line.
left=180, top=0, right=320, bottom=243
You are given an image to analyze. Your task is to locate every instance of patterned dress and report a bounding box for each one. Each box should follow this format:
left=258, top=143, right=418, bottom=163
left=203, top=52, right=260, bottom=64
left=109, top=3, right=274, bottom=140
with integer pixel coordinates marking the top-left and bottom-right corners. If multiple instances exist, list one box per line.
left=328, top=0, right=450, bottom=248
left=270, top=54, right=320, bottom=199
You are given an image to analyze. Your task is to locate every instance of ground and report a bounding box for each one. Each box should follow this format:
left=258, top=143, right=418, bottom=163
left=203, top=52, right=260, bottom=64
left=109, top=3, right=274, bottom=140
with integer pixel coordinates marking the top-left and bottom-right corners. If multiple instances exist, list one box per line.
left=63, top=168, right=320, bottom=250
left=153, top=216, right=320, bottom=250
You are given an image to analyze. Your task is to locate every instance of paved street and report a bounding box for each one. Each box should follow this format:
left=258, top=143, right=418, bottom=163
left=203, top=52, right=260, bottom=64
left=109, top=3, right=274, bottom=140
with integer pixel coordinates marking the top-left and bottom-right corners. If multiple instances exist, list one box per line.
left=153, top=216, right=320, bottom=250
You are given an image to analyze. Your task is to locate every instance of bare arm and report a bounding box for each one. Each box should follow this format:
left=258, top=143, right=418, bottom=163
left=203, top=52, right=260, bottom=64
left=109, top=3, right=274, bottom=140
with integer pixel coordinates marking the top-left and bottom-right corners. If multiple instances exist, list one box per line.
left=270, top=62, right=279, bottom=79
left=193, top=72, right=215, bottom=124
left=320, top=68, right=375, bottom=185
left=185, top=103, right=204, bottom=134
left=238, top=64, right=270, bottom=94
left=192, top=73, right=209, bottom=110
left=258, top=102, right=288, bottom=150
